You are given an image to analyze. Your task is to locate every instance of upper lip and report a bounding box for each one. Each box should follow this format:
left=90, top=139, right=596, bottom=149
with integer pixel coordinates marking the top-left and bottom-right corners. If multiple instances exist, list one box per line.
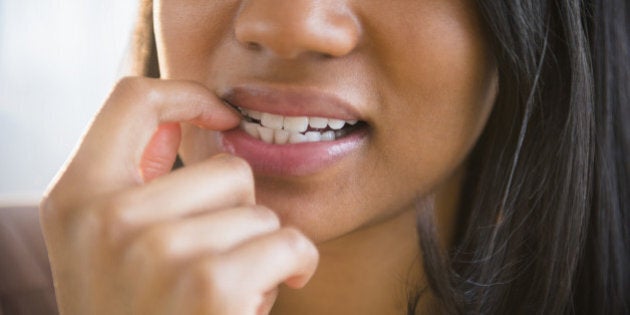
left=220, top=85, right=363, bottom=121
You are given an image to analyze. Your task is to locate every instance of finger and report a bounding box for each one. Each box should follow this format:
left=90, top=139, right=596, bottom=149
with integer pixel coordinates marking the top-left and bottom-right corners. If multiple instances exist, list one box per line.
left=57, top=77, right=240, bottom=200
left=140, top=123, right=182, bottom=182
left=111, top=154, right=255, bottom=233
left=257, top=288, right=279, bottom=315
left=125, top=205, right=281, bottom=265
left=177, top=228, right=318, bottom=315
left=223, top=227, right=319, bottom=291
left=124, top=206, right=282, bottom=314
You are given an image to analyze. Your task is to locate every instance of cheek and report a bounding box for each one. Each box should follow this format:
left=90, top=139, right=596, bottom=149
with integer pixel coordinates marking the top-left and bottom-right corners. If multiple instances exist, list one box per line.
left=154, top=0, right=238, bottom=78
left=369, top=3, right=497, bottom=194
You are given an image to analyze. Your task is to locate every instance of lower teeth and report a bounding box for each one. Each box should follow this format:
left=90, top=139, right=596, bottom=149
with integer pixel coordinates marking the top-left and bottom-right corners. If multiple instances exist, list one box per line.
left=241, top=121, right=342, bottom=145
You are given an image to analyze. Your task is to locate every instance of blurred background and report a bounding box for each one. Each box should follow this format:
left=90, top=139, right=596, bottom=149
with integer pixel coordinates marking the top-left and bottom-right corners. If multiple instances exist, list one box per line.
left=0, top=0, right=138, bottom=203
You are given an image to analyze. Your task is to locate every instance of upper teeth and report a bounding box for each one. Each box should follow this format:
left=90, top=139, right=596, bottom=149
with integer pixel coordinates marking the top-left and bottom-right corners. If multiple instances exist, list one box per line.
left=237, top=107, right=359, bottom=145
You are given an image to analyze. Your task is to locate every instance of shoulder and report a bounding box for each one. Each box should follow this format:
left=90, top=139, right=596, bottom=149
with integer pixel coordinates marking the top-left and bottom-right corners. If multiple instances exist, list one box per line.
left=0, top=203, right=58, bottom=315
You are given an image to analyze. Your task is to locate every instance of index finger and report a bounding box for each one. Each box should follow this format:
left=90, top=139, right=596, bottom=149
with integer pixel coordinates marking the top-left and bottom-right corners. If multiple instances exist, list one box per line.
left=50, top=77, right=240, bottom=203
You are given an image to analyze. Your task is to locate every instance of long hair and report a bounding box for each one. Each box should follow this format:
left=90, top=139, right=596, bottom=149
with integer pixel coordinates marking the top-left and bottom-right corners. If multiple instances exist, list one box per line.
left=132, top=0, right=629, bottom=313
left=415, top=0, right=630, bottom=313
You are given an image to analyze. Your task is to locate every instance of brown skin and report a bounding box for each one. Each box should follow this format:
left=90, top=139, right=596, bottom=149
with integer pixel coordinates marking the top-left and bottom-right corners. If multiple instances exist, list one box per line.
left=41, top=0, right=497, bottom=314
left=160, top=0, right=496, bottom=312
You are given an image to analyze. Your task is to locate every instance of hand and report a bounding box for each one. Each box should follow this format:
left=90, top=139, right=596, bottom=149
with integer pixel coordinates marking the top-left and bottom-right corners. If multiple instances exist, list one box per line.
left=40, top=77, right=319, bottom=315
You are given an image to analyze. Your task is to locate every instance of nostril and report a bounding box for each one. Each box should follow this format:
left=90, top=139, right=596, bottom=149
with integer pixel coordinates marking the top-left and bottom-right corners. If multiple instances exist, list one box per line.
left=245, top=41, right=262, bottom=51
left=234, top=2, right=361, bottom=60
left=319, top=53, right=335, bottom=60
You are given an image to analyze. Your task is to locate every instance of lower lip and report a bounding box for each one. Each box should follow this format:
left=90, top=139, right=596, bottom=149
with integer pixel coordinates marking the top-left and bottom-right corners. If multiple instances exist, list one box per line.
left=217, top=127, right=368, bottom=176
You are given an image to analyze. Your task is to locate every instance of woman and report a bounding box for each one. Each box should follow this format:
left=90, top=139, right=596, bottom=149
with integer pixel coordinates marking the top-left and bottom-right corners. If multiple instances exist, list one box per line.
left=39, top=0, right=629, bottom=314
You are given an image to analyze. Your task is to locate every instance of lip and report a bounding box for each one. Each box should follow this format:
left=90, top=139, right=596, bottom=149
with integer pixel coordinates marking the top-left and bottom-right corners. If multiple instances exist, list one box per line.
left=218, top=128, right=368, bottom=176
left=220, top=85, right=363, bottom=120
left=216, top=85, right=368, bottom=176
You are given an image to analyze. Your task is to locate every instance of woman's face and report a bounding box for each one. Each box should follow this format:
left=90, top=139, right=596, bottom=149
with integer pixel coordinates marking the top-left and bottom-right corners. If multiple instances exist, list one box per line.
left=154, top=0, right=497, bottom=242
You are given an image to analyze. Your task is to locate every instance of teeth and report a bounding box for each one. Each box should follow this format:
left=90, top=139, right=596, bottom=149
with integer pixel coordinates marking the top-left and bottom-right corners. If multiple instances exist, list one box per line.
left=241, top=121, right=259, bottom=138
left=274, top=129, right=290, bottom=145
left=289, top=133, right=308, bottom=144
left=243, top=124, right=336, bottom=145
left=305, top=131, right=322, bottom=142
left=248, top=110, right=263, bottom=120
left=309, top=117, right=328, bottom=129
left=328, top=119, right=345, bottom=130
left=321, top=130, right=335, bottom=141
left=283, top=116, right=309, bottom=132
left=261, top=113, right=284, bottom=129
left=238, top=107, right=361, bottom=145
left=257, top=126, right=275, bottom=143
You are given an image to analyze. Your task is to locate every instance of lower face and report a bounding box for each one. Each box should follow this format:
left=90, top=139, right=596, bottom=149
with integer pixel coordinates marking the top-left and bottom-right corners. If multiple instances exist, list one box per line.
left=154, top=0, right=498, bottom=243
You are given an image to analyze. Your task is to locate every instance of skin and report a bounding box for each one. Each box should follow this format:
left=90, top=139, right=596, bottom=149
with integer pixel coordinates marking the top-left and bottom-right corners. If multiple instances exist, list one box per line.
left=41, top=0, right=497, bottom=314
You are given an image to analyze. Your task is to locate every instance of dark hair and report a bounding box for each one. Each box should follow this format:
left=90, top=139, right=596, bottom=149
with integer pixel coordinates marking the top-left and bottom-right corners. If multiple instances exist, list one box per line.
left=414, top=0, right=630, bottom=313
left=132, top=0, right=629, bottom=313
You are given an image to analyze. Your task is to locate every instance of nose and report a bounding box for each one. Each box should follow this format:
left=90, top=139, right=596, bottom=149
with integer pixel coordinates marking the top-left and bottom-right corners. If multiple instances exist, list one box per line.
left=234, top=0, right=361, bottom=59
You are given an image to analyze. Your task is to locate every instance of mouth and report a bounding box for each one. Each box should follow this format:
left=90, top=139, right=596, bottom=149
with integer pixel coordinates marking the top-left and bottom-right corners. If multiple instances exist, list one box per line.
left=216, top=85, right=369, bottom=176
left=231, top=105, right=368, bottom=145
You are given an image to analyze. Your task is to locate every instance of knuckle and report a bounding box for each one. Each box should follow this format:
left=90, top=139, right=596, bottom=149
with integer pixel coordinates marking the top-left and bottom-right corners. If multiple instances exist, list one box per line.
left=124, top=227, right=178, bottom=275
left=39, top=194, right=62, bottom=227
left=110, top=76, right=159, bottom=110
left=114, top=76, right=148, bottom=95
left=279, top=227, right=312, bottom=256
left=39, top=190, right=125, bottom=245
left=90, top=193, right=139, bottom=247
left=249, top=206, right=281, bottom=229
left=99, top=194, right=133, bottom=231
left=220, top=154, right=254, bottom=180
left=186, top=258, right=229, bottom=300
left=214, top=154, right=255, bottom=202
left=133, top=225, right=179, bottom=261
left=39, top=185, right=83, bottom=228
left=39, top=193, right=79, bottom=241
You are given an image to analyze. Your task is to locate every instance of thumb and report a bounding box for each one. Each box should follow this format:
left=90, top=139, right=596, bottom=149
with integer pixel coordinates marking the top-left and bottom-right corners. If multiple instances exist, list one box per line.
left=140, top=123, right=182, bottom=182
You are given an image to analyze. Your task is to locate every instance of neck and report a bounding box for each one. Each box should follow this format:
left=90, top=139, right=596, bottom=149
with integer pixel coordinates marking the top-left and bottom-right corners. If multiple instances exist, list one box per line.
left=271, top=170, right=462, bottom=315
